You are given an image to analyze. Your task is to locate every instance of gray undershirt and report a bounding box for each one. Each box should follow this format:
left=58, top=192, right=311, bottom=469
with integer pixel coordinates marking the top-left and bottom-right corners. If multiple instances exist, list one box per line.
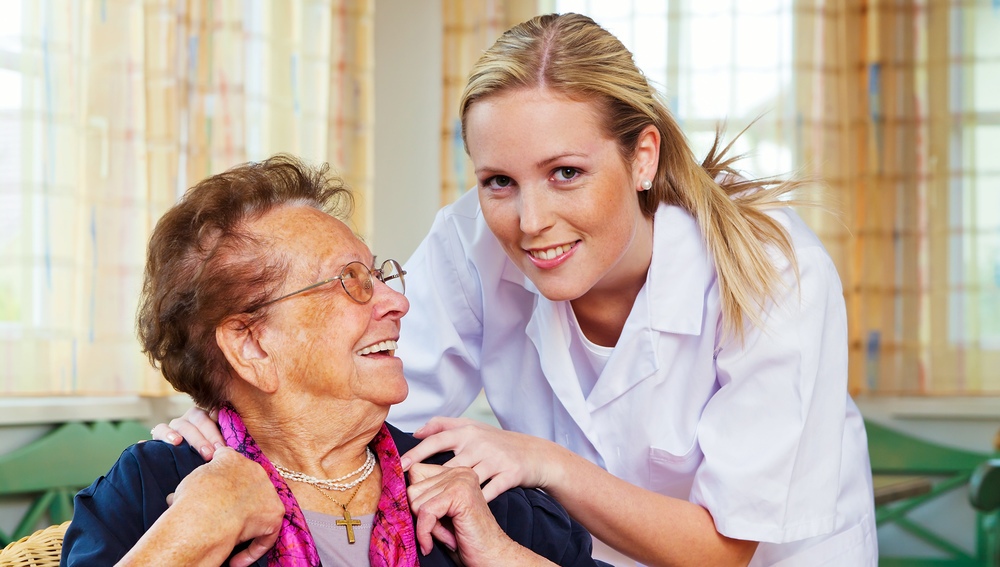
left=302, top=509, right=376, bottom=566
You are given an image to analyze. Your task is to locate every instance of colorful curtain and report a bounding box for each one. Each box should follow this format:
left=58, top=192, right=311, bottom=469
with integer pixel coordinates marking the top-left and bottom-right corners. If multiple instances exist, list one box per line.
left=549, top=0, right=1000, bottom=395
left=0, top=0, right=373, bottom=396
left=439, top=0, right=543, bottom=206
left=798, top=0, right=1000, bottom=394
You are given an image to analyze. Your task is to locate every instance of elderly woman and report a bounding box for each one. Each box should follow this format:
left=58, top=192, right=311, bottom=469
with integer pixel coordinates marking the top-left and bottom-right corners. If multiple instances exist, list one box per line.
left=61, top=156, right=601, bottom=567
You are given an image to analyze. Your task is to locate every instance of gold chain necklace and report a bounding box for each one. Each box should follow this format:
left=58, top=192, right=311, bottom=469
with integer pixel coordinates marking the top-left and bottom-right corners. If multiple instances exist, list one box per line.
left=308, top=481, right=365, bottom=544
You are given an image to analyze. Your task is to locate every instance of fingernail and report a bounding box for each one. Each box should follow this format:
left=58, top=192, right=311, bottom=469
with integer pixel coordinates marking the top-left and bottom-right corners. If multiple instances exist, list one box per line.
left=200, top=446, right=213, bottom=458
left=166, top=433, right=179, bottom=444
left=413, top=426, right=425, bottom=436
left=214, top=442, right=225, bottom=450
left=399, top=456, right=411, bottom=470
left=421, top=544, right=429, bottom=556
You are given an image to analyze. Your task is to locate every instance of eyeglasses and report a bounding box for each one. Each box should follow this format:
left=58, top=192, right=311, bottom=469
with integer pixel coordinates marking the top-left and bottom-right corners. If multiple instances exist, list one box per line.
left=258, top=259, right=405, bottom=308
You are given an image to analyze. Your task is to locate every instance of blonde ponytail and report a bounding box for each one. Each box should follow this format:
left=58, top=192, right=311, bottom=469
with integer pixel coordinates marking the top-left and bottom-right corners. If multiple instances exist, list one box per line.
left=694, top=136, right=805, bottom=341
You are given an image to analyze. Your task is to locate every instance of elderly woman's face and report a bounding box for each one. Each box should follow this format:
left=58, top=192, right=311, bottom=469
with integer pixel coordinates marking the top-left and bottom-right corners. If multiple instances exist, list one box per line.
left=248, top=204, right=409, bottom=409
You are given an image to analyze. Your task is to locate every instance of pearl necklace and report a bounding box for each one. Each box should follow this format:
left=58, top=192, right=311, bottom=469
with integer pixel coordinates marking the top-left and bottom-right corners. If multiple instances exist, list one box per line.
left=274, top=447, right=376, bottom=491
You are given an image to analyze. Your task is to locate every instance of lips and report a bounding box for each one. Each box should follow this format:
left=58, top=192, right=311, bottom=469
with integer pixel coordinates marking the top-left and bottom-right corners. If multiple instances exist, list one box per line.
left=528, top=242, right=576, bottom=260
left=356, top=339, right=398, bottom=356
left=525, top=240, right=579, bottom=269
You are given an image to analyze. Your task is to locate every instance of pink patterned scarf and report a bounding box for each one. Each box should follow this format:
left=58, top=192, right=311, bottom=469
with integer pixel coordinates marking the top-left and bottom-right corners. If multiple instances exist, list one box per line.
left=219, top=405, right=418, bottom=567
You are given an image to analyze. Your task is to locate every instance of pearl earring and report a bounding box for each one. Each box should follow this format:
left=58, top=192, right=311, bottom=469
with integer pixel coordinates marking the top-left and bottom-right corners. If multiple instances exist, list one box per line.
left=640, top=179, right=652, bottom=191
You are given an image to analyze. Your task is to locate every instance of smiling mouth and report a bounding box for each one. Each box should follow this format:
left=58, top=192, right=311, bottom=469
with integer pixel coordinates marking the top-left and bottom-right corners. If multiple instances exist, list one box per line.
left=528, top=241, right=578, bottom=261
left=357, top=339, right=398, bottom=357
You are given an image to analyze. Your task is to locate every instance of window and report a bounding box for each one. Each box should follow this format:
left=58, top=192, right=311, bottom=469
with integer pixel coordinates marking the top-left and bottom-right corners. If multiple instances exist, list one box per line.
left=558, top=0, right=1000, bottom=394
left=557, top=0, right=795, bottom=177
left=0, top=0, right=373, bottom=396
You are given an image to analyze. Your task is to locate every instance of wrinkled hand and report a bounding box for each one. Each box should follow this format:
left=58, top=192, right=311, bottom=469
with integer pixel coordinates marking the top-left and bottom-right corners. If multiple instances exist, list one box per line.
left=169, top=447, right=284, bottom=567
left=151, top=406, right=225, bottom=461
left=407, top=463, right=526, bottom=566
left=399, top=417, right=561, bottom=502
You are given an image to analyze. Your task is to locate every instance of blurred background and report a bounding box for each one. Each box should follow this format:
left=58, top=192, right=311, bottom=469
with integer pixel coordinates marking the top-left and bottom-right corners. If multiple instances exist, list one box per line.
left=0, top=0, right=998, bottom=564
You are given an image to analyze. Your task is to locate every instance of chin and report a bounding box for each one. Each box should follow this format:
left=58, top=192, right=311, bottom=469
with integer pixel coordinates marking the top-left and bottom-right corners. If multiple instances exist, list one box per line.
left=527, top=278, right=589, bottom=303
left=385, top=379, right=409, bottom=407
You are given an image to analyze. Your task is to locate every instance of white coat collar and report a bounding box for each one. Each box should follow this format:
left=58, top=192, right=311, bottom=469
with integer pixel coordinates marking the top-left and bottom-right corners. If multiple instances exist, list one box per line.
left=647, top=203, right=714, bottom=336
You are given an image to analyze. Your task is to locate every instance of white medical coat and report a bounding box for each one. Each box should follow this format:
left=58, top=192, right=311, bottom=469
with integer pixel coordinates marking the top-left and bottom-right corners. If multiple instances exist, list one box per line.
left=390, top=189, right=877, bottom=566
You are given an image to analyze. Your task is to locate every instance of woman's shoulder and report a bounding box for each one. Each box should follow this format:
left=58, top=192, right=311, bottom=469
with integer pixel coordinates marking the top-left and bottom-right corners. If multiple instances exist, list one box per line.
left=385, top=423, right=602, bottom=567
left=486, top=485, right=603, bottom=566
left=72, top=441, right=204, bottom=513
left=425, top=189, right=502, bottom=257
left=765, top=207, right=826, bottom=251
left=124, top=439, right=208, bottom=476
left=75, top=440, right=205, bottom=505
left=652, top=201, right=827, bottom=256
left=409, top=188, right=506, bottom=294
left=63, top=441, right=208, bottom=566
left=441, top=187, right=482, bottom=219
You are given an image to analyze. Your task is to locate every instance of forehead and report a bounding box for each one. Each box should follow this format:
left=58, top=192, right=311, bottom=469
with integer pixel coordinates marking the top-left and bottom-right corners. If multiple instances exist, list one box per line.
left=469, top=88, right=605, bottom=127
left=465, top=88, right=612, bottom=159
left=248, top=204, right=369, bottom=268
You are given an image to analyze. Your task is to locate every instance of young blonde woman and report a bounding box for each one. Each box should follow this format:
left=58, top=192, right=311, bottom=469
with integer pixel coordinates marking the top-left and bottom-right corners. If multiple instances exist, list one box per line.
left=156, top=13, right=876, bottom=567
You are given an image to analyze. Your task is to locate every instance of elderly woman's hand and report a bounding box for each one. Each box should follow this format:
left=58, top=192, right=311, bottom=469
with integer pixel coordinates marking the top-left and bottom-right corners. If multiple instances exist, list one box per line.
left=115, top=447, right=283, bottom=567
left=151, top=406, right=225, bottom=461
left=407, top=463, right=557, bottom=567
left=400, top=417, right=567, bottom=503
left=163, top=447, right=284, bottom=567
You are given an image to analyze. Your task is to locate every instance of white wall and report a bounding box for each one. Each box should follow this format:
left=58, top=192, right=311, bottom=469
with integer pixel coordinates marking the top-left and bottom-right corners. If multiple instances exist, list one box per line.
left=372, top=0, right=443, bottom=265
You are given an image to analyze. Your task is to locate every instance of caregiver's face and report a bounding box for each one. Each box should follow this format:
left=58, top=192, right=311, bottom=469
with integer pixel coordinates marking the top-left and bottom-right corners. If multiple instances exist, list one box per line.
left=465, top=87, right=650, bottom=303
left=252, top=205, right=410, bottom=409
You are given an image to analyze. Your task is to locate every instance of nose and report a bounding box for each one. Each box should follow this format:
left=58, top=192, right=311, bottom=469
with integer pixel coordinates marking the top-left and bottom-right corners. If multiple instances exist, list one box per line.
left=518, top=185, right=554, bottom=236
left=371, top=278, right=409, bottom=321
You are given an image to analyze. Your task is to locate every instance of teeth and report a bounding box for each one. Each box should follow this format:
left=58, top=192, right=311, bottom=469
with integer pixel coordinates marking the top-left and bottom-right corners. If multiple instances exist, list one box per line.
left=530, top=243, right=572, bottom=260
left=357, top=339, right=398, bottom=356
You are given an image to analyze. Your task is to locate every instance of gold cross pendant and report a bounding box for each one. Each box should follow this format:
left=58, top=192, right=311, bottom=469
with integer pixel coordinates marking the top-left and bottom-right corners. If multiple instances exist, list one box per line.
left=336, top=508, right=363, bottom=544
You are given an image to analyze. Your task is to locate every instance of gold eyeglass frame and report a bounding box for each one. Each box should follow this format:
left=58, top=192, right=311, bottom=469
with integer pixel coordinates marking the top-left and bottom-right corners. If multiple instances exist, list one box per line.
left=257, top=259, right=405, bottom=308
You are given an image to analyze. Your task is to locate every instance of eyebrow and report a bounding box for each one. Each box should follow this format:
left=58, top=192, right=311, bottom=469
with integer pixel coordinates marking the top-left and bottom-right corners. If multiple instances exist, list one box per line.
left=315, top=252, right=373, bottom=279
left=475, top=153, right=588, bottom=177
left=535, top=152, right=587, bottom=169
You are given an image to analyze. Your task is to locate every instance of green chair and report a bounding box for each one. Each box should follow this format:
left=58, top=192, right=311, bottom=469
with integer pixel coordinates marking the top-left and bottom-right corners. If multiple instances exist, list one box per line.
left=868, top=420, right=1000, bottom=567
left=970, top=459, right=1000, bottom=566
left=0, top=420, right=150, bottom=545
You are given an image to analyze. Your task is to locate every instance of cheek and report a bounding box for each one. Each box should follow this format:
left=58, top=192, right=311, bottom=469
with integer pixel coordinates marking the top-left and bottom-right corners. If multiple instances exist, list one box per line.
left=268, top=324, right=312, bottom=367
left=480, top=199, right=519, bottom=243
left=296, top=309, right=364, bottom=361
left=589, top=194, right=643, bottom=254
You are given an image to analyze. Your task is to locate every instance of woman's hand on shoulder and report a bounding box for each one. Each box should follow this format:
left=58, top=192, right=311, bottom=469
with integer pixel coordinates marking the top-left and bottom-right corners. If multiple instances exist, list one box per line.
left=407, top=463, right=556, bottom=567
left=120, top=447, right=283, bottom=567
left=399, top=417, right=565, bottom=502
left=169, top=447, right=284, bottom=567
left=150, top=406, right=225, bottom=461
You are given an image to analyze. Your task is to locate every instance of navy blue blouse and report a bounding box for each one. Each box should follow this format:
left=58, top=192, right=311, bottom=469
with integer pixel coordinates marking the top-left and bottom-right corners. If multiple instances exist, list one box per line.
left=62, top=423, right=606, bottom=567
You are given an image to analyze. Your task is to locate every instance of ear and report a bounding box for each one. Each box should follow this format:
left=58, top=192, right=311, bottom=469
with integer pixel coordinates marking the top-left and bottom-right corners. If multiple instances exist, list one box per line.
left=216, top=316, right=279, bottom=394
left=632, top=125, right=661, bottom=191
